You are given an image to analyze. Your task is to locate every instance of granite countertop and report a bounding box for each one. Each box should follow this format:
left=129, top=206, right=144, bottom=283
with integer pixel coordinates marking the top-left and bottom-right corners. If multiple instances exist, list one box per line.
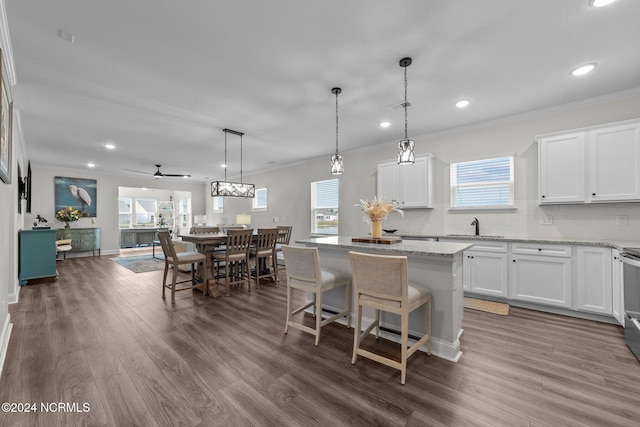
left=391, top=232, right=640, bottom=252
left=296, top=236, right=472, bottom=258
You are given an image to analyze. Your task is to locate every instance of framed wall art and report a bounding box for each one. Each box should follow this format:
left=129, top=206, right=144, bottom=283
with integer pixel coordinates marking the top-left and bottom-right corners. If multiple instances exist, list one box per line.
left=0, top=47, right=13, bottom=185
left=55, top=176, right=97, bottom=218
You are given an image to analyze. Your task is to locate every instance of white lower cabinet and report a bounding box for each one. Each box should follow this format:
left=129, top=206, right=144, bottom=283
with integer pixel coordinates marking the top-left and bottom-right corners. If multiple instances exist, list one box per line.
left=463, top=242, right=508, bottom=297
left=509, top=253, right=572, bottom=308
left=575, top=246, right=612, bottom=315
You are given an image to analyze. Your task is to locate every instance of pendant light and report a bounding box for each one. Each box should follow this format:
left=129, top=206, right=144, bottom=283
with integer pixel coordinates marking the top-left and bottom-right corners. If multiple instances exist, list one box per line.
left=397, top=57, right=415, bottom=165
left=330, top=87, right=344, bottom=175
left=211, top=129, right=256, bottom=198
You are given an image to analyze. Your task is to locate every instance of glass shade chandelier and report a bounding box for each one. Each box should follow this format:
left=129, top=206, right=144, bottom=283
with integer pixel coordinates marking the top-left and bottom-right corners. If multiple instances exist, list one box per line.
left=211, top=128, right=256, bottom=198
left=397, top=57, right=415, bottom=165
left=330, top=87, right=344, bottom=175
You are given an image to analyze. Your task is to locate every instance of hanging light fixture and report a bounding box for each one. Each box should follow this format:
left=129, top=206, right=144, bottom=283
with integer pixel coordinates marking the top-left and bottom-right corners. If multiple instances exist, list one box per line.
left=397, top=57, right=415, bottom=165
left=330, top=87, right=344, bottom=175
left=211, top=129, right=256, bottom=198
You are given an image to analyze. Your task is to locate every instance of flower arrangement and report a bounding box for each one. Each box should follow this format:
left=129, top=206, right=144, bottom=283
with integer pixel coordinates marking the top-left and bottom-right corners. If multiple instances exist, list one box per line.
left=56, top=206, right=80, bottom=223
left=354, top=196, right=404, bottom=221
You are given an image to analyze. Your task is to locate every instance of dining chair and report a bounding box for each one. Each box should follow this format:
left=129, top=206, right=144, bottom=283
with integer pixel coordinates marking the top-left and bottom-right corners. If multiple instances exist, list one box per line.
left=158, top=231, right=207, bottom=304
left=250, top=228, right=279, bottom=288
left=275, top=225, right=292, bottom=270
left=212, top=228, right=253, bottom=296
left=282, top=245, right=351, bottom=346
left=56, top=239, right=72, bottom=260
left=348, top=251, right=431, bottom=385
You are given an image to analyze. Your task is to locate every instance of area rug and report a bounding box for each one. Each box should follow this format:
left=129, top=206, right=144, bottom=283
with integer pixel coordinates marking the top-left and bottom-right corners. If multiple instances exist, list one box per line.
left=464, top=297, right=510, bottom=316
left=111, top=255, right=165, bottom=273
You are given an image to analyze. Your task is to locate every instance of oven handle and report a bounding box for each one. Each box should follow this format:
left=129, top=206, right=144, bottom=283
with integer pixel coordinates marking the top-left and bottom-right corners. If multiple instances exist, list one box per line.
left=621, top=253, right=640, bottom=267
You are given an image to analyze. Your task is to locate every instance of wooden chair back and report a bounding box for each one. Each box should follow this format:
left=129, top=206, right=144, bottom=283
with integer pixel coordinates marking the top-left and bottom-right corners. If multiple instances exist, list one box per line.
left=190, top=226, right=220, bottom=234
left=225, top=229, right=254, bottom=260
left=157, top=231, right=177, bottom=259
left=276, top=226, right=292, bottom=245
left=255, top=228, right=279, bottom=256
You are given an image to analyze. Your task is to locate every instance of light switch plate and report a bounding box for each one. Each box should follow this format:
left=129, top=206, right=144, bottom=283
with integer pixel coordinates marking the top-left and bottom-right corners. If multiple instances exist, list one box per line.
left=616, top=215, right=628, bottom=226
left=540, top=215, right=553, bottom=225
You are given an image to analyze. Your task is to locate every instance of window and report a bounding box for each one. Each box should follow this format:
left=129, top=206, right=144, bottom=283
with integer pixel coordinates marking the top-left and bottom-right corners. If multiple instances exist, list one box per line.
left=212, top=197, right=224, bottom=212
left=135, top=198, right=157, bottom=224
left=450, top=156, right=514, bottom=209
left=311, top=179, right=339, bottom=234
left=118, top=197, right=132, bottom=228
left=177, top=197, right=191, bottom=228
left=253, top=186, right=267, bottom=211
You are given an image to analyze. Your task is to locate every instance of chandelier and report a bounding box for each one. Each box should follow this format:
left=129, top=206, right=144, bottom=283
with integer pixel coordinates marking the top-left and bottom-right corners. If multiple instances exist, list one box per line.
left=211, top=128, right=256, bottom=198
left=397, top=57, right=415, bottom=165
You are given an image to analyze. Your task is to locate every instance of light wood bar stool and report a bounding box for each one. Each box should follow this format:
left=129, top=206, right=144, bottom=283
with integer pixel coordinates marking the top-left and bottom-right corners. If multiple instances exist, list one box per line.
left=349, top=251, right=431, bottom=385
left=282, top=245, right=350, bottom=346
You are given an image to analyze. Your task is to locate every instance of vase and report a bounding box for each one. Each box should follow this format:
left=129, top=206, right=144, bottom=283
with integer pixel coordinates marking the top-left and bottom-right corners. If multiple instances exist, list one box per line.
left=371, top=220, right=382, bottom=239
left=65, top=223, right=71, bottom=229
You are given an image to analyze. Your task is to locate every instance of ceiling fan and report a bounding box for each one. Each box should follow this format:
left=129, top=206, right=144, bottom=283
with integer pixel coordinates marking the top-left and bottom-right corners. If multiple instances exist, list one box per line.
left=125, top=164, right=191, bottom=179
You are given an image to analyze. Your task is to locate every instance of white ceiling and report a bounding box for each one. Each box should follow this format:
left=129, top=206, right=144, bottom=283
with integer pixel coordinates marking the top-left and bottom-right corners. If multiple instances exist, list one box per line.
left=6, top=0, right=640, bottom=182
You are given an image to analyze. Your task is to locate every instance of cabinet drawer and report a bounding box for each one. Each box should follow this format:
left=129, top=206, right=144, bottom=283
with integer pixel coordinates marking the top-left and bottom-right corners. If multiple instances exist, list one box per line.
left=468, top=241, right=508, bottom=253
left=511, top=242, right=571, bottom=257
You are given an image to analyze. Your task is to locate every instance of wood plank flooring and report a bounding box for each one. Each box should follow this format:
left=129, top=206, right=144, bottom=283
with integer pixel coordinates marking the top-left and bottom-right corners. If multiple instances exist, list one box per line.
left=1, top=253, right=639, bottom=426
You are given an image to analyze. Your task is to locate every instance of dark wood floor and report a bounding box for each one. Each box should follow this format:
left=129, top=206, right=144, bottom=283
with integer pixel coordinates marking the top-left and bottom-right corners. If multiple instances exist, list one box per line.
left=2, top=253, right=640, bottom=426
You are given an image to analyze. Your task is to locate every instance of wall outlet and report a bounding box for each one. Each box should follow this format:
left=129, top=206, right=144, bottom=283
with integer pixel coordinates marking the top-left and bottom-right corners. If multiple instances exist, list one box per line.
left=540, top=215, right=553, bottom=225
left=272, top=217, right=279, bottom=223
left=616, top=215, right=629, bottom=226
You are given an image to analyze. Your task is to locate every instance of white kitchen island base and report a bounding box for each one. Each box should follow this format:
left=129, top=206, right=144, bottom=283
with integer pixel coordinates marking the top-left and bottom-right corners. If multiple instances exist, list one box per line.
left=297, top=236, right=471, bottom=362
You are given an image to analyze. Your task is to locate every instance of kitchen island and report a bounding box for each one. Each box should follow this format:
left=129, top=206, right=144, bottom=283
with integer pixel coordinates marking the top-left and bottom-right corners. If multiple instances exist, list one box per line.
left=296, top=236, right=472, bottom=361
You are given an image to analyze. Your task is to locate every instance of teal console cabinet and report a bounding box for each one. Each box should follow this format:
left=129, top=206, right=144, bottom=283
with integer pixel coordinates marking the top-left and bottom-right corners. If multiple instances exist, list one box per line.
left=19, top=229, right=58, bottom=285
left=56, top=227, right=101, bottom=256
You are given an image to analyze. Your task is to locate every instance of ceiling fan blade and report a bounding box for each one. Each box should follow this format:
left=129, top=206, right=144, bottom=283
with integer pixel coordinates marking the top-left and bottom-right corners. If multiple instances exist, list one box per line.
left=124, top=168, right=152, bottom=175
left=162, top=173, right=192, bottom=177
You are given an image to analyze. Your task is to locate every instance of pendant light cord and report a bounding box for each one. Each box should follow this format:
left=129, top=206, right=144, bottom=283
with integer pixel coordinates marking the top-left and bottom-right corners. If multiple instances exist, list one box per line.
left=404, top=65, right=408, bottom=140
left=335, top=89, right=339, bottom=155
left=240, top=133, right=243, bottom=183
left=224, top=130, right=228, bottom=181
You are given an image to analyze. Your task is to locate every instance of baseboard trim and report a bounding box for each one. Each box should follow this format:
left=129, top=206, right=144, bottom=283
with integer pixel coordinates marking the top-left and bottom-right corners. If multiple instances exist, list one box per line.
left=0, top=313, right=13, bottom=380
left=8, top=282, right=20, bottom=304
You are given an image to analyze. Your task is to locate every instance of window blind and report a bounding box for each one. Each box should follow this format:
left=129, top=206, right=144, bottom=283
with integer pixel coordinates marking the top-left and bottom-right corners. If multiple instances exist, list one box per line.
left=313, top=179, right=339, bottom=208
left=450, top=156, right=514, bottom=208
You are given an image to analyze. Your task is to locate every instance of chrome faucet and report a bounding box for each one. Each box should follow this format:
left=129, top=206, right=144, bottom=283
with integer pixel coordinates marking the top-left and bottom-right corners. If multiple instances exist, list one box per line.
left=471, top=217, right=479, bottom=236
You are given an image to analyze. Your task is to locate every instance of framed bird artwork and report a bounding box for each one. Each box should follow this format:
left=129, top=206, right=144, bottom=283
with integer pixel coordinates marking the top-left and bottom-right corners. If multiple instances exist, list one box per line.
left=54, top=176, right=97, bottom=218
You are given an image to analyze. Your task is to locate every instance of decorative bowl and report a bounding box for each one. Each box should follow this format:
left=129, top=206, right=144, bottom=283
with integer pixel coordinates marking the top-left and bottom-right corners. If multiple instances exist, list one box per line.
left=383, top=229, right=397, bottom=234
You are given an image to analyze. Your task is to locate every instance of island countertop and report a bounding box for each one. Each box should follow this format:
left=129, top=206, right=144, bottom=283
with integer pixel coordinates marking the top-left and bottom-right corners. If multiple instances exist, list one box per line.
left=295, top=236, right=472, bottom=258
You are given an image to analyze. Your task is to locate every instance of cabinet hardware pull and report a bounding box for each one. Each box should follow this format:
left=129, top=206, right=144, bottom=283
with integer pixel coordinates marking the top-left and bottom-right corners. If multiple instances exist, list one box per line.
left=592, top=193, right=596, bottom=196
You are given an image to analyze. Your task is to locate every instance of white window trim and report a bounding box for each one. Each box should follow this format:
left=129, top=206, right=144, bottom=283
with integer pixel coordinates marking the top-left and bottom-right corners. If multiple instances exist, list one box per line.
left=311, top=178, right=339, bottom=235
left=252, top=186, right=268, bottom=211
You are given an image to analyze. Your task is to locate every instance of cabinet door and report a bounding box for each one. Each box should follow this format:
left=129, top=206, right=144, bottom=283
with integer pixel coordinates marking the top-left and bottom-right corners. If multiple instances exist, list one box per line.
left=376, top=161, right=400, bottom=204
left=575, top=247, right=613, bottom=315
left=612, top=249, right=625, bottom=326
left=463, top=250, right=508, bottom=297
left=399, top=155, right=432, bottom=208
left=510, top=255, right=572, bottom=308
left=538, top=132, right=585, bottom=204
left=588, top=123, right=640, bottom=202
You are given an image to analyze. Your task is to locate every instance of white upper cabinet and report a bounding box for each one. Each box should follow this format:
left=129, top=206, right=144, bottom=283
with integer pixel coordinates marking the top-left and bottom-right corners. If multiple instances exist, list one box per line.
left=538, top=132, right=585, bottom=204
left=588, top=123, right=640, bottom=202
left=538, top=119, right=640, bottom=204
left=377, top=154, right=433, bottom=208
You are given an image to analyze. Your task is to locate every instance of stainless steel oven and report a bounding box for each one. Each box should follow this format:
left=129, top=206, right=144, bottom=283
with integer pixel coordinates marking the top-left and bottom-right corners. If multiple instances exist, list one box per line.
left=621, top=248, right=640, bottom=361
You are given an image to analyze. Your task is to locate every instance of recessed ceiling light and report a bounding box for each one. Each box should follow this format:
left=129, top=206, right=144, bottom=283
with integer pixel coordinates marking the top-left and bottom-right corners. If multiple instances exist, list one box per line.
left=572, top=63, right=596, bottom=76
left=590, top=0, right=616, bottom=7
left=455, top=99, right=470, bottom=108
left=104, top=143, right=116, bottom=150
left=379, top=121, right=391, bottom=128
left=87, top=163, right=95, bottom=168
left=221, top=164, right=227, bottom=168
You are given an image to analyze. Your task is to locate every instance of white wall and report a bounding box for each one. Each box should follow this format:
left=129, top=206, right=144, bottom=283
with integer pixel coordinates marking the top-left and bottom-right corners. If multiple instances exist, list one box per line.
left=209, top=90, right=640, bottom=244
left=27, top=166, right=208, bottom=254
